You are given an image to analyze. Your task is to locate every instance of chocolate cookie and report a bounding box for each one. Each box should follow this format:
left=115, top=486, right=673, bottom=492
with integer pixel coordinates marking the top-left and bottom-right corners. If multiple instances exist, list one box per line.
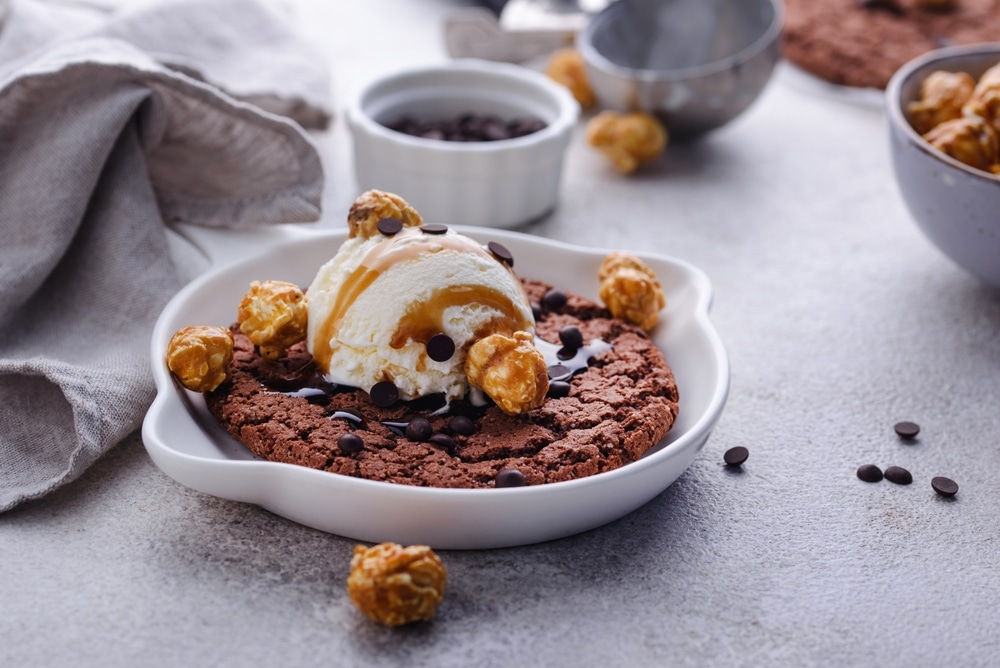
left=783, top=0, right=1000, bottom=90
left=205, top=279, right=679, bottom=488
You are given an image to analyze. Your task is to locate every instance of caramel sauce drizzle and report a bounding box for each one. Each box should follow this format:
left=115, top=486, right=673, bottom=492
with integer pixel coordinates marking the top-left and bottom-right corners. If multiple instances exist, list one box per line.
left=390, top=284, right=530, bottom=349
left=312, top=228, right=529, bottom=372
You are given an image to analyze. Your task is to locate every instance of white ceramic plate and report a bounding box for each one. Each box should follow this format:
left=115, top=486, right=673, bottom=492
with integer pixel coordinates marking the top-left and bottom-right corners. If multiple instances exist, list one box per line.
left=142, top=224, right=729, bottom=549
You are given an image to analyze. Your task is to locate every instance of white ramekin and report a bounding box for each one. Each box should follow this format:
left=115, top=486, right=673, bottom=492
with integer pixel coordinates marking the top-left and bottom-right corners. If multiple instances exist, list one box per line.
left=347, top=59, right=579, bottom=229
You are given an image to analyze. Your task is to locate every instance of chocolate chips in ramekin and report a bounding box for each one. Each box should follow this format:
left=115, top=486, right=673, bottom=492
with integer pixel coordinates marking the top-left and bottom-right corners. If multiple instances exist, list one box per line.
left=384, top=114, right=547, bottom=142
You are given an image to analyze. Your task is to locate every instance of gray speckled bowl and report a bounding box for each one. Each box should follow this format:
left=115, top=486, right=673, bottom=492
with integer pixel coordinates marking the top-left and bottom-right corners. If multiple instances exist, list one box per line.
left=578, top=0, right=783, bottom=139
left=886, top=44, right=1000, bottom=288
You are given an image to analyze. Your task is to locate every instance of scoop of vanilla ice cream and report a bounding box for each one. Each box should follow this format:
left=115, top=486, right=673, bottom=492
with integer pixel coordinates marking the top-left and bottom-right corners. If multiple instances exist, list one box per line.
left=306, top=227, right=534, bottom=401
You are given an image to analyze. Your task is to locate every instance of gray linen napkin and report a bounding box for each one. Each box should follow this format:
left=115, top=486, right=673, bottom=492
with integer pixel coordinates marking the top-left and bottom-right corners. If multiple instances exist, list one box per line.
left=0, top=0, right=331, bottom=511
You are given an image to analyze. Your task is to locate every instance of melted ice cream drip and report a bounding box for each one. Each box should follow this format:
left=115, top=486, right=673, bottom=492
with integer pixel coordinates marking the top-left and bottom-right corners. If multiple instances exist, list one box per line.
left=534, top=336, right=612, bottom=381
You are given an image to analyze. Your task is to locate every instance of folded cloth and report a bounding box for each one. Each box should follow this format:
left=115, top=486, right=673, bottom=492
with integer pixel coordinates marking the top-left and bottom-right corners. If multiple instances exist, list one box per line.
left=0, top=0, right=331, bottom=511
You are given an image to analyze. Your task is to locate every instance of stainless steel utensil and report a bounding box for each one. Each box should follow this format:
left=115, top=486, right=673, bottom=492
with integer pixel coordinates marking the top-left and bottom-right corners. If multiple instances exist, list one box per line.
left=579, top=0, right=783, bottom=138
left=444, top=0, right=613, bottom=63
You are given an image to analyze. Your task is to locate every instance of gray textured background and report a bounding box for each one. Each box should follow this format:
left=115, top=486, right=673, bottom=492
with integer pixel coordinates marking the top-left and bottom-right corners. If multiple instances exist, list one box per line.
left=3, top=1, right=999, bottom=666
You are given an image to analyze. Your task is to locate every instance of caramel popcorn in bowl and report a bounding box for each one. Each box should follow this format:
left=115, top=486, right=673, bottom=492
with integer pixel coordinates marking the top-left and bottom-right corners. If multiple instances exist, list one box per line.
left=909, top=61, right=1000, bottom=174
left=907, top=70, right=975, bottom=135
left=963, top=62, right=1000, bottom=133
left=923, top=115, right=1000, bottom=172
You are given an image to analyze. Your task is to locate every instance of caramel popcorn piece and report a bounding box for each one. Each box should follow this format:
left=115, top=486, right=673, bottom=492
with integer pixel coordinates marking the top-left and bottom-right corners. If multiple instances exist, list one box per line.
left=585, top=111, right=667, bottom=174
left=347, top=543, right=446, bottom=627
left=465, top=331, right=549, bottom=416
left=598, top=252, right=666, bottom=331
left=546, top=47, right=596, bottom=108
left=237, top=280, right=308, bottom=360
left=347, top=190, right=423, bottom=239
left=923, top=114, right=1000, bottom=171
left=166, top=325, right=234, bottom=393
left=963, top=62, right=1000, bottom=132
left=598, top=251, right=664, bottom=287
left=907, top=70, right=975, bottom=135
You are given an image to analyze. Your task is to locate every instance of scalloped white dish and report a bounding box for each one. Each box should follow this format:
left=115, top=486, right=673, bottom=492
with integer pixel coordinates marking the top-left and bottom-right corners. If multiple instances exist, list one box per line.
left=142, top=225, right=729, bottom=549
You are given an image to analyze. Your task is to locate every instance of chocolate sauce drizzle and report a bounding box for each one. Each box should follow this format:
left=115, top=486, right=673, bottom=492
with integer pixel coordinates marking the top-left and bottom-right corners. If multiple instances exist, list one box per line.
left=534, top=336, right=612, bottom=380
left=260, top=335, right=612, bottom=433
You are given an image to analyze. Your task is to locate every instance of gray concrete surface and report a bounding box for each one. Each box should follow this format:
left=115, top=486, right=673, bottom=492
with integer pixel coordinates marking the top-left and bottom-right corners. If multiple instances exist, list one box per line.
left=3, top=1, right=999, bottom=666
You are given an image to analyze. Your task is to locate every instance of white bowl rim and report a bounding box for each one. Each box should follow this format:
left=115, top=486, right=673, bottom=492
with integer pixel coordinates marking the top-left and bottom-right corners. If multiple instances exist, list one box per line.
left=145, top=225, right=730, bottom=503
left=346, top=58, right=579, bottom=154
left=578, top=0, right=784, bottom=82
left=886, top=42, right=1000, bottom=184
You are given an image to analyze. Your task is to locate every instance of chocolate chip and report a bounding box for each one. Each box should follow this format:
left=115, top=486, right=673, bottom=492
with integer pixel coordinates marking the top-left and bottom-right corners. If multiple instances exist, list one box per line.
left=856, top=464, right=884, bottom=483
left=259, top=360, right=318, bottom=391
left=405, top=417, right=432, bottom=442
left=369, top=380, right=399, bottom=408
left=884, top=466, right=913, bottom=485
left=894, top=421, right=920, bottom=439
left=429, top=433, right=457, bottom=453
left=547, top=364, right=572, bottom=381
left=547, top=380, right=571, bottom=398
left=558, top=326, right=583, bottom=351
left=407, top=392, right=447, bottom=413
left=448, top=415, right=475, bottom=436
left=421, top=224, right=448, bottom=235
left=460, top=114, right=481, bottom=130
left=482, top=120, right=510, bottom=141
left=531, top=302, right=543, bottom=321
left=377, top=217, right=404, bottom=236
left=495, top=468, right=525, bottom=488
left=385, top=116, right=418, bottom=134
left=541, top=289, right=568, bottom=311
left=723, top=446, right=749, bottom=466
left=487, top=241, right=514, bottom=267
left=510, top=118, right=547, bottom=137
left=447, top=401, right=479, bottom=418
left=383, top=113, right=547, bottom=142
left=305, top=392, right=331, bottom=407
left=858, top=0, right=903, bottom=15
left=337, top=433, right=364, bottom=454
left=921, top=2, right=956, bottom=14
left=556, top=347, right=576, bottom=361
left=931, top=476, right=959, bottom=497
left=426, top=333, right=455, bottom=362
